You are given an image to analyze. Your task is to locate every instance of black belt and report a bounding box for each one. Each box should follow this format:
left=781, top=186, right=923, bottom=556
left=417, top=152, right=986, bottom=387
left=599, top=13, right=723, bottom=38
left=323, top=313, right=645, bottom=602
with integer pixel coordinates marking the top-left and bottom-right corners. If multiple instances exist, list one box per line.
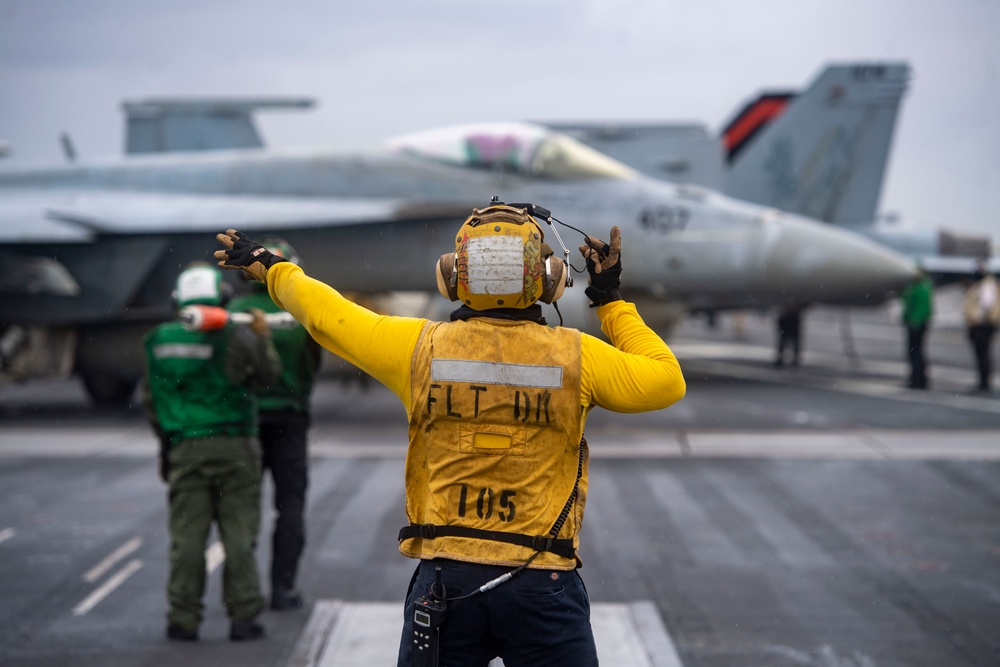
left=397, top=524, right=576, bottom=560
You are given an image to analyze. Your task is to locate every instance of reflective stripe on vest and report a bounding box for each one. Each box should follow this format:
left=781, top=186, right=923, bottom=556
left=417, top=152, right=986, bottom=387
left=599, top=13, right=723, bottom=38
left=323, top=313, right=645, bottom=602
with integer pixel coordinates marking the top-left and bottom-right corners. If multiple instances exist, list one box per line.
left=143, top=323, right=256, bottom=441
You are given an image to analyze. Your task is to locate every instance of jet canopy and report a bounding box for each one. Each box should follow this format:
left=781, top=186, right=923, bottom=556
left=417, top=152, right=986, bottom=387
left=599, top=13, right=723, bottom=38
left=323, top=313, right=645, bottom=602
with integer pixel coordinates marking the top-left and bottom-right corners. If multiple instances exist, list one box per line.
left=387, top=122, right=635, bottom=181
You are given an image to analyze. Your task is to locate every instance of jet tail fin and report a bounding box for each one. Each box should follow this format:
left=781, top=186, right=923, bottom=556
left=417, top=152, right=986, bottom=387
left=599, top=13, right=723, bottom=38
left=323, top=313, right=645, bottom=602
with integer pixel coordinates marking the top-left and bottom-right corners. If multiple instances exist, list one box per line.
left=724, top=63, right=909, bottom=226
left=122, top=97, right=315, bottom=154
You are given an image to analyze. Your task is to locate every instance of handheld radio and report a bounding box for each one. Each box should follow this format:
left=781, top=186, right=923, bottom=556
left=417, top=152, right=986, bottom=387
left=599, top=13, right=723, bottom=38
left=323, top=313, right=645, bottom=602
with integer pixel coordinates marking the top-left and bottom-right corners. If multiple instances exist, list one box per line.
left=411, top=567, right=447, bottom=667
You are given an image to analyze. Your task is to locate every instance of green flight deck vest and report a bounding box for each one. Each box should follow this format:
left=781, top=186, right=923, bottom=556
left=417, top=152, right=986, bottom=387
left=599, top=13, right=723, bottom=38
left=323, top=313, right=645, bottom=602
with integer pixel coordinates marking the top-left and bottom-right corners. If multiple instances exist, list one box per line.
left=144, top=322, right=257, bottom=442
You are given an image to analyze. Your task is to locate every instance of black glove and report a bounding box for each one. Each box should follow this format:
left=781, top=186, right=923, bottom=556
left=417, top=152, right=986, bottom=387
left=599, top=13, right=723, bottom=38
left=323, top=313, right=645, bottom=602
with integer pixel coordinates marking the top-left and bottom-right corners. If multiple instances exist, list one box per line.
left=214, top=229, right=288, bottom=283
left=579, top=226, right=623, bottom=308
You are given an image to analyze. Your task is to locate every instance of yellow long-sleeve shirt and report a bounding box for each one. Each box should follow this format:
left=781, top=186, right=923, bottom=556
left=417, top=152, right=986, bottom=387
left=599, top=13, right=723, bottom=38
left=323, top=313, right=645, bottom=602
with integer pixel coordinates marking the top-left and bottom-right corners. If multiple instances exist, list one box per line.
left=266, top=262, right=685, bottom=417
left=268, top=261, right=684, bottom=567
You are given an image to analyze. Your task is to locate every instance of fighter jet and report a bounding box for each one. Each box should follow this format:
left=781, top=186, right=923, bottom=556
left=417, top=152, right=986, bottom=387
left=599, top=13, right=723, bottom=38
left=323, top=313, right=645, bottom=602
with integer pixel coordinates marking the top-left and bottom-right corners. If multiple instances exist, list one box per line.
left=722, top=62, right=996, bottom=280
left=0, top=105, right=916, bottom=404
left=550, top=62, right=996, bottom=282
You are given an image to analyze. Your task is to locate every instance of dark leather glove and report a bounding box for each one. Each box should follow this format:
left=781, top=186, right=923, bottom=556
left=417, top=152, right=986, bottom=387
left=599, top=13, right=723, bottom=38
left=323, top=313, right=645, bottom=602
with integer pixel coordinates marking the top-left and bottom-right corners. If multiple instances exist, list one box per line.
left=579, top=226, right=623, bottom=307
left=214, top=229, right=288, bottom=283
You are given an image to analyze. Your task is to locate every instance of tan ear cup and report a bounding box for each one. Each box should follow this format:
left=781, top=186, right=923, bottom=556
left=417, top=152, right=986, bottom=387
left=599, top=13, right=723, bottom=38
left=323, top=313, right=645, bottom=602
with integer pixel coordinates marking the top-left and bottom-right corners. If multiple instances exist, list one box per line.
left=436, top=253, right=459, bottom=301
left=540, top=256, right=567, bottom=304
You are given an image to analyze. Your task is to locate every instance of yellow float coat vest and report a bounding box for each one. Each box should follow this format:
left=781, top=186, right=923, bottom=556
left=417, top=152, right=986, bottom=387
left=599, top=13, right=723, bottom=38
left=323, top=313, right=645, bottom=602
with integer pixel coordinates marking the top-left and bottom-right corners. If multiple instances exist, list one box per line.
left=401, top=317, right=587, bottom=570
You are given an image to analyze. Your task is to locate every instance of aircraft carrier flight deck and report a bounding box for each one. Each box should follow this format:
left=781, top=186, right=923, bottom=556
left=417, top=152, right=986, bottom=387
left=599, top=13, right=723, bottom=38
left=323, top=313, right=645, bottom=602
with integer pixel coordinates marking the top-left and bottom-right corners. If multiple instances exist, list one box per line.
left=1, top=291, right=998, bottom=667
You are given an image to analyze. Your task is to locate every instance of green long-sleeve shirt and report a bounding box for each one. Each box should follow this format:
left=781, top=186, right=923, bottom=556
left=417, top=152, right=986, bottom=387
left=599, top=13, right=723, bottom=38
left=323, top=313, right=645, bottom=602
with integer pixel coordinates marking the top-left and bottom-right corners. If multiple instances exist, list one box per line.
left=900, top=276, right=934, bottom=328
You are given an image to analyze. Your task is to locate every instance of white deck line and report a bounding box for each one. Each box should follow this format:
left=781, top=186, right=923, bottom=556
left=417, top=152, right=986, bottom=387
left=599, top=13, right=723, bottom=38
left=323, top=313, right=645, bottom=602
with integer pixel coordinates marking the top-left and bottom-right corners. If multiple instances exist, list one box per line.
left=1, top=427, right=999, bottom=460
left=83, top=536, right=142, bottom=583
left=205, top=540, right=225, bottom=573
left=309, top=428, right=1000, bottom=461
left=71, top=558, right=143, bottom=616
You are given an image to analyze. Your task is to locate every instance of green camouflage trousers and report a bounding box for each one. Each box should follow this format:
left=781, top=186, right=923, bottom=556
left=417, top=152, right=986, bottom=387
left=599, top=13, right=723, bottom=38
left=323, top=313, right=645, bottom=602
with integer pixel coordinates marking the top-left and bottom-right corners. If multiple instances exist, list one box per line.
left=166, top=435, right=264, bottom=630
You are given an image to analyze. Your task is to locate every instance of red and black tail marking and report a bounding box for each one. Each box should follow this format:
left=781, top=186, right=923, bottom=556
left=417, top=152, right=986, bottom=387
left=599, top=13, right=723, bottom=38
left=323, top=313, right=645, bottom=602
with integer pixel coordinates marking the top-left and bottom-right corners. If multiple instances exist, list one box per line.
left=722, top=92, right=796, bottom=164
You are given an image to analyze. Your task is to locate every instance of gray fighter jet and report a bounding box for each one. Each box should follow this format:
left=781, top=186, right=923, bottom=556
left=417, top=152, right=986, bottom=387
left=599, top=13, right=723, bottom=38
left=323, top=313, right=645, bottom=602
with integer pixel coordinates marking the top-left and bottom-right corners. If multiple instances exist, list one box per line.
left=0, top=105, right=916, bottom=404
left=551, top=62, right=996, bottom=282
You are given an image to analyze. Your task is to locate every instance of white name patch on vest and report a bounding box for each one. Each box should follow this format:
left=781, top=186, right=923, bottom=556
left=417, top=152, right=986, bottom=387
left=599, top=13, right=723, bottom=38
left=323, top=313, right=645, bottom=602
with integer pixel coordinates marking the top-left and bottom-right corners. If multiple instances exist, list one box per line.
left=153, top=343, right=213, bottom=360
left=431, top=359, right=563, bottom=389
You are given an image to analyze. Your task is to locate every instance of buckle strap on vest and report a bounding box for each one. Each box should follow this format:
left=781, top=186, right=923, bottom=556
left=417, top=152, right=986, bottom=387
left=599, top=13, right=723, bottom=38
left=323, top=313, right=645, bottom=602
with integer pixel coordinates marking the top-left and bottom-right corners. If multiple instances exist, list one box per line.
left=397, top=524, right=576, bottom=560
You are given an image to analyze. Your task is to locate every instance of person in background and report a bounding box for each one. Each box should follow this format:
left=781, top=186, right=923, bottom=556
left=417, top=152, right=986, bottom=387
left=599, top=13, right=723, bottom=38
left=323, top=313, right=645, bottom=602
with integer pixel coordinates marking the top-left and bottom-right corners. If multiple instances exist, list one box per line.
left=963, top=264, right=1000, bottom=392
left=143, top=263, right=279, bottom=642
left=774, top=305, right=805, bottom=367
left=228, top=237, right=322, bottom=611
left=900, top=266, right=934, bottom=389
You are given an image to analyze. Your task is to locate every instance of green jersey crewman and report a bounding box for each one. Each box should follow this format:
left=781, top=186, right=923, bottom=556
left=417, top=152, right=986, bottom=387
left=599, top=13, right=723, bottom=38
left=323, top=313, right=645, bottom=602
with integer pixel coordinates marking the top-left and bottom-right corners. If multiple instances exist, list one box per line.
left=900, top=267, right=934, bottom=389
left=142, top=263, right=280, bottom=642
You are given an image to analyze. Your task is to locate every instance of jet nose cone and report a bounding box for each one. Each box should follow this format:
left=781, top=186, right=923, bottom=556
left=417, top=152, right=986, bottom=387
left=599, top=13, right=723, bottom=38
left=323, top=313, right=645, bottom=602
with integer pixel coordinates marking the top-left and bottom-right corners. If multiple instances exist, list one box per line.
left=764, top=217, right=918, bottom=303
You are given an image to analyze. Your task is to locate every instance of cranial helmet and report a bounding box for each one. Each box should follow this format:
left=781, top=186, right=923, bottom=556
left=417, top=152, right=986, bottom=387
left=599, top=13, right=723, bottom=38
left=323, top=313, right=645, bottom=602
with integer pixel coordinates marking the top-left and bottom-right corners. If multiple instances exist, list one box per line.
left=436, top=204, right=567, bottom=310
left=174, top=263, right=228, bottom=307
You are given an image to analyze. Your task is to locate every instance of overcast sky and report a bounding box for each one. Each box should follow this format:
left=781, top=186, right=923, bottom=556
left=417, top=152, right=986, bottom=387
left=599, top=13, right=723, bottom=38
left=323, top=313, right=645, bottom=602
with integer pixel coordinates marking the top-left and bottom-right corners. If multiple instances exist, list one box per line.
left=2, top=0, right=998, bottom=240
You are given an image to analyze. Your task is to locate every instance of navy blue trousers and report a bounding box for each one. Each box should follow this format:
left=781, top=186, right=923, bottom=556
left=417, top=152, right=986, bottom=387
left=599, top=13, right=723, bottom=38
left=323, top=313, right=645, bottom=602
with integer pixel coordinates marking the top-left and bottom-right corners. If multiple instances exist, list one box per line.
left=397, top=558, right=598, bottom=667
left=906, top=324, right=929, bottom=388
left=259, top=409, right=309, bottom=593
left=969, top=324, right=996, bottom=390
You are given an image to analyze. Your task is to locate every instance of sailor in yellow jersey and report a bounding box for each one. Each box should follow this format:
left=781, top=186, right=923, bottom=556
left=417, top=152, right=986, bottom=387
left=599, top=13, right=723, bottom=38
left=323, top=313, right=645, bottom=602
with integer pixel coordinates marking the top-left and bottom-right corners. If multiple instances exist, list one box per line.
left=215, top=202, right=685, bottom=667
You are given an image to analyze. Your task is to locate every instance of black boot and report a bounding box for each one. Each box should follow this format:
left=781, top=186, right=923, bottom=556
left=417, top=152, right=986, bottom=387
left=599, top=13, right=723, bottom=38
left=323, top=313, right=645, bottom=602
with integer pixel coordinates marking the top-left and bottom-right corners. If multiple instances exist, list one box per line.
left=271, top=588, right=304, bottom=610
left=229, top=616, right=265, bottom=641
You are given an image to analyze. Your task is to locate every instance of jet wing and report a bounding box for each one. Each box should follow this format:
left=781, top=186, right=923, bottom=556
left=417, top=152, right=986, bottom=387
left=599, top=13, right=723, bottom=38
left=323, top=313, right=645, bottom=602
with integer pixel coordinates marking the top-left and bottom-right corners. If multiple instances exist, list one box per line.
left=0, top=188, right=474, bottom=328
left=0, top=188, right=470, bottom=242
left=915, top=255, right=1000, bottom=284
